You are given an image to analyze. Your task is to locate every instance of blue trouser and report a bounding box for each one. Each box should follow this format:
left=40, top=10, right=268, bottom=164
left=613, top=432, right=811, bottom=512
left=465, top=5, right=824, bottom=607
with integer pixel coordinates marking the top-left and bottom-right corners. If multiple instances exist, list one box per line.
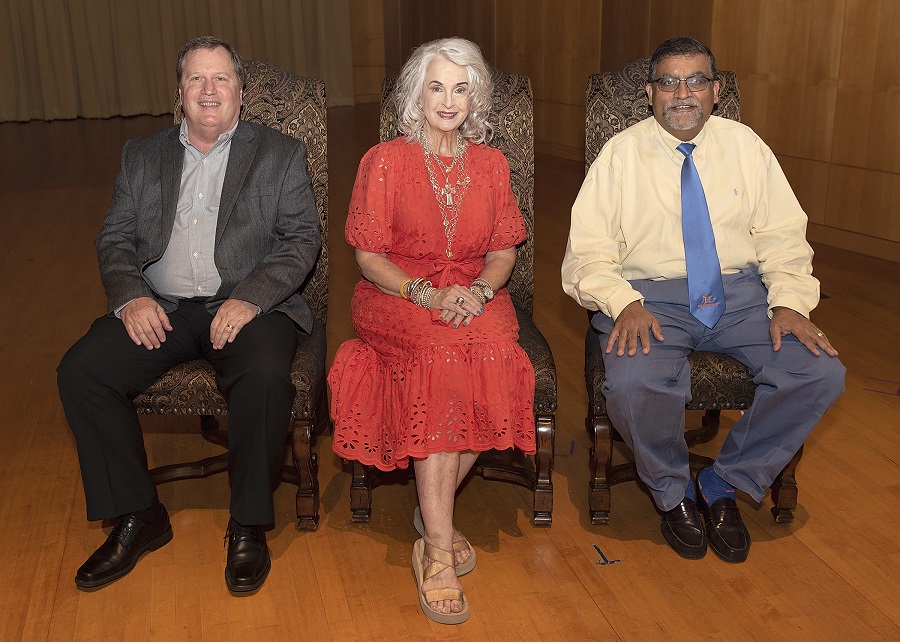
left=592, top=269, right=845, bottom=512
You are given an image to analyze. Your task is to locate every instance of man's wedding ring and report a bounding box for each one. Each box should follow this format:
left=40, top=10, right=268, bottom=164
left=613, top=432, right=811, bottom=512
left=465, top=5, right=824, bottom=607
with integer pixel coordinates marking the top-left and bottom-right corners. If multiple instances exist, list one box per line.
left=816, top=331, right=824, bottom=337
left=226, top=324, right=234, bottom=331
left=456, top=297, right=465, bottom=305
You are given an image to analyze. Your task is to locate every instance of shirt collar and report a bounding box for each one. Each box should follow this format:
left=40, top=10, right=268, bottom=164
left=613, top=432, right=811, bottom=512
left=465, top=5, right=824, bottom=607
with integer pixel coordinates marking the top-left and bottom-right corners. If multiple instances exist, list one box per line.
left=651, top=117, right=710, bottom=161
left=179, top=120, right=240, bottom=155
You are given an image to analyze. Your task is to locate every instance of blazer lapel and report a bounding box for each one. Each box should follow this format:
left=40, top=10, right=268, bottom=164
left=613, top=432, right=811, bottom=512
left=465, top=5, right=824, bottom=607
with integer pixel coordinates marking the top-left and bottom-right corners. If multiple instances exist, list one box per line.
left=216, top=121, right=258, bottom=246
left=159, top=127, right=184, bottom=246
left=160, top=128, right=183, bottom=243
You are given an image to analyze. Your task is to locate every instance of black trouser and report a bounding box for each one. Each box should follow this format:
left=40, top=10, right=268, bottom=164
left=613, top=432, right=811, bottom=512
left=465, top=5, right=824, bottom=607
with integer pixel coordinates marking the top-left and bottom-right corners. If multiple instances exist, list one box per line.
left=57, top=301, right=297, bottom=525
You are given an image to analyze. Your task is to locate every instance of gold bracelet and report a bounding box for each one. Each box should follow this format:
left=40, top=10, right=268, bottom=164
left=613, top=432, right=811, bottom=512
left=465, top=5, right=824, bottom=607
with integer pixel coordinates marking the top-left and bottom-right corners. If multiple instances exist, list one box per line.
left=400, top=278, right=413, bottom=300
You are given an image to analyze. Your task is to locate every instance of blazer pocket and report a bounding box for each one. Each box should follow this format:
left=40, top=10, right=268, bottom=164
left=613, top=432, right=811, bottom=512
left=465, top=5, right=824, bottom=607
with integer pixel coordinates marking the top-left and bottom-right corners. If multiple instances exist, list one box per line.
left=239, top=184, right=276, bottom=200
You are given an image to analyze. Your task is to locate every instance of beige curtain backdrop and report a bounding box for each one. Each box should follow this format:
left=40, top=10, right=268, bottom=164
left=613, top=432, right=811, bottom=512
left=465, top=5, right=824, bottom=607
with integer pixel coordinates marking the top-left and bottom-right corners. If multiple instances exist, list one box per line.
left=0, top=0, right=354, bottom=122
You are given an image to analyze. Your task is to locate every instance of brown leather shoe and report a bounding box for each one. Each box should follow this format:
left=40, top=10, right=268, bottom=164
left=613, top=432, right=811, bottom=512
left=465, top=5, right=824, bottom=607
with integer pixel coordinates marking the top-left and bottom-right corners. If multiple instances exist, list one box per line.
left=660, top=498, right=707, bottom=559
left=224, top=518, right=271, bottom=592
left=75, top=505, right=173, bottom=589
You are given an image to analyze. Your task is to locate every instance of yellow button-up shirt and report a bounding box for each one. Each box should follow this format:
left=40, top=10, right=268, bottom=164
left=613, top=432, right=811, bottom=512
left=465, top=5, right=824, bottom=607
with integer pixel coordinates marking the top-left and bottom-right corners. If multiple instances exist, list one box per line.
left=561, top=115, right=818, bottom=320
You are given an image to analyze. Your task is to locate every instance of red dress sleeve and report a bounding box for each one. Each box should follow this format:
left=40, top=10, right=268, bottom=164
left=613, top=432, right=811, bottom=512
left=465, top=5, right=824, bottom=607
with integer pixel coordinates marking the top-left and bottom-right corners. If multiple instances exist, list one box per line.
left=488, top=151, right=526, bottom=251
left=345, top=142, right=395, bottom=253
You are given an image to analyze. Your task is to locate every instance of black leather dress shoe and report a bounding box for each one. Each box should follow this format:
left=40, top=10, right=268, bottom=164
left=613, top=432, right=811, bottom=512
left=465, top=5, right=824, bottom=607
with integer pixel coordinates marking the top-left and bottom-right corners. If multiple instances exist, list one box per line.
left=224, top=518, right=271, bottom=592
left=698, top=492, right=751, bottom=563
left=660, top=498, right=707, bottom=559
left=75, top=505, right=173, bottom=589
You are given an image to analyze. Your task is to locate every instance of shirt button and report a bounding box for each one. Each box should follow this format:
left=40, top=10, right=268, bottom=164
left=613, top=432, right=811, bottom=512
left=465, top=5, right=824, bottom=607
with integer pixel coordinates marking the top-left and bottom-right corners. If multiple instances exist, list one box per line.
left=196, top=286, right=202, bottom=292
left=193, top=252, right=199, bottom=258
left=192, top=219, right=198, bottom=225
left=198, top=193, right=203, bottom=199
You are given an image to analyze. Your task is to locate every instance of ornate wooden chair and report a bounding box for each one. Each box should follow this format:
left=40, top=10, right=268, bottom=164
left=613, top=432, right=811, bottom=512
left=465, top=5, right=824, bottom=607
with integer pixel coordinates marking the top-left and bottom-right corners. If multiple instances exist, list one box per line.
left=344, top=70, right=557, bottom=527
left=584, top=57, right=802, bottom=525
left=132, top=60, right=329, bottom=531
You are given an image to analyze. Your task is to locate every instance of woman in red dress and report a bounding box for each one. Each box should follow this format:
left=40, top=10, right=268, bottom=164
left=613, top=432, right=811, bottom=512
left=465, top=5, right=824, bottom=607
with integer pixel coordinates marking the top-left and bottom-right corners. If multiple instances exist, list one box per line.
left=328, top=37, right=535, bottom=624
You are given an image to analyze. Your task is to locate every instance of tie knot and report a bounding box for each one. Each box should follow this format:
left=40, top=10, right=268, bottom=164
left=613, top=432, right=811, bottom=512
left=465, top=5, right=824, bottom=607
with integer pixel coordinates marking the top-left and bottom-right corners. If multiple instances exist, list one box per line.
left=677, top=142, right=696, bottom=157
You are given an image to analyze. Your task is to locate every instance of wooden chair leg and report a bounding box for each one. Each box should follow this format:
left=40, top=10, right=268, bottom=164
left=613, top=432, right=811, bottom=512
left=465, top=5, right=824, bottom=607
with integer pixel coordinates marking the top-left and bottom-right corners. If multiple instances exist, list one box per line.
left=350, top=460, right=373, bottom=523
left=685, top=409, right=721, bottom=447
left=200, top=414, right=221, bottom=436
left=293, top=416, right=320, bottom=532
left=589, top=412, right=612, bottom=525
left=770, top=445, right=803, bottom=523
left=532, top=413, right=554, bottom=527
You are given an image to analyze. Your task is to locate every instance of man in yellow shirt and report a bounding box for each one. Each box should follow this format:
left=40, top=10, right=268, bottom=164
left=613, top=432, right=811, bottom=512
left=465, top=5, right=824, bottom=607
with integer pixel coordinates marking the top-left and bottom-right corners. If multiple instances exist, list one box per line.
left=562, top=36, right=845, bottom=563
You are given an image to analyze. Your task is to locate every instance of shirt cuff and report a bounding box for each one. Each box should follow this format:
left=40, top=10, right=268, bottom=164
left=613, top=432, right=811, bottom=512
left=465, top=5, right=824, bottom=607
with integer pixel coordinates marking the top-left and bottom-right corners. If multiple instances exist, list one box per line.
left=113, top=299, right=136, bottom=318
left=609, top=290, right=645, bottom=321
left=768, top=294, right=812, bottom=319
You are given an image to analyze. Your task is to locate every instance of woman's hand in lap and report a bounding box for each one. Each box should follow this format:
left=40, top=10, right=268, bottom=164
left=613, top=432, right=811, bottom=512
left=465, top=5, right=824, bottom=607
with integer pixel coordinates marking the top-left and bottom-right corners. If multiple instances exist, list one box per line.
left=431, top=285, right=484, bottom=328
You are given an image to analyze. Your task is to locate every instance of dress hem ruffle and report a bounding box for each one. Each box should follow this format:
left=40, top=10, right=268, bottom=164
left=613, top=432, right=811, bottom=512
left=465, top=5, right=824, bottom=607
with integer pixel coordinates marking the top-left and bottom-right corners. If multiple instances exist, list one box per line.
left=332, top=442, right=538, bottom=473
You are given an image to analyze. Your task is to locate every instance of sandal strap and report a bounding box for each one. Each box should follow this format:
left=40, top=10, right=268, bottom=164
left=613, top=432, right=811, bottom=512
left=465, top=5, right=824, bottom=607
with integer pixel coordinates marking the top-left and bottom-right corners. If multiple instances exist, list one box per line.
left=422, top=542, right=455, bottom=581
left=452, top=539, right=472, bottom=556
left=423, top=587, right=465, bottom=604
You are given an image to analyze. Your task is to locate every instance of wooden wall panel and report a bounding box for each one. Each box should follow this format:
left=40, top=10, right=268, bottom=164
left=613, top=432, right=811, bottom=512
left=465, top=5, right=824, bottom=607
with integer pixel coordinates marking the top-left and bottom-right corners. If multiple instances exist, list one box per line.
left=493, top=0, right=546, bottom=88
left=538, top=0, right=602, bottom=157
left=383, top=0, right=411, bottom=76
left=711, top=0, right=843, bottom=162
left=709, top=0, right=898, bottom=260
left=600, top=1, right=651, bottom=71
left=411, top=1, right=496, bottom=63
left=648, top=0, right=713, bottom=53
left=826, top=166, right=900, bottom=242
left=350, top=0, right=386, bottom=103
left=538, top=0, right=602, bottom=106
left=833, top=0, right=900, bottom=174
left=495, top=0, right=601, bottom=160
left=779, top=156, right=830, bottom=226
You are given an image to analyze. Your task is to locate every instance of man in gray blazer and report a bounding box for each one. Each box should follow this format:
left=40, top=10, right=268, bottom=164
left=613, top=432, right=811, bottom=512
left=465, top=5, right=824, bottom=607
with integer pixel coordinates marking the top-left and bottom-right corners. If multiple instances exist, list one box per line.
left=57, top=36, right=320, bottom=593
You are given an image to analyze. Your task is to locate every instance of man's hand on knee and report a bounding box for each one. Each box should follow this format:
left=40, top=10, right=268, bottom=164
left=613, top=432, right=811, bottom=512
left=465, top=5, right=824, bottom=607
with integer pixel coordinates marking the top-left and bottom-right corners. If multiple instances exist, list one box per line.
left=210, top=299, right=258, bottom=350
left=607, top=301, right=664, bottom=356
left=769, top=306, right=839, bottom=357
left=121, top=297, right=173, bottom=349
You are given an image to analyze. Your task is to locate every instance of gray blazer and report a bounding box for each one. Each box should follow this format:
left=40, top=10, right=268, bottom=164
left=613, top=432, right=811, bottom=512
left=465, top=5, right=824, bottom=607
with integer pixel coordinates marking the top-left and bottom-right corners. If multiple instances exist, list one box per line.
left=95, top=120, right=321, bottom=333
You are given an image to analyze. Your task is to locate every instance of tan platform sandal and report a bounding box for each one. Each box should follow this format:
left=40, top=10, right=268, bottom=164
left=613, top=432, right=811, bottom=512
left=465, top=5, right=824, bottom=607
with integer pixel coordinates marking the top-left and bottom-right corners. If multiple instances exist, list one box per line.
left=412, top=538, right=470, bottom=625
left=413, top=506, right=477, bottom=576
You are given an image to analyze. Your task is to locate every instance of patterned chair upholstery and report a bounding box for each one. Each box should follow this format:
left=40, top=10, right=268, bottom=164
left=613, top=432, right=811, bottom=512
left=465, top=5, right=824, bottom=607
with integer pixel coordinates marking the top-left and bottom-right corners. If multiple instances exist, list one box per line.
left=344, top=70, right=557, bottom=527
left=584, top=57, right=802, bottom=525
left=132, top=60, right=329, bottom=531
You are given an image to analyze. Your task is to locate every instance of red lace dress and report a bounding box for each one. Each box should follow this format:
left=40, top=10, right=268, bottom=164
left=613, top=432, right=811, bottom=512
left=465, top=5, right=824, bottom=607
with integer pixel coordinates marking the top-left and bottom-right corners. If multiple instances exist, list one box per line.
left=329, top=137, right=536, bottom=471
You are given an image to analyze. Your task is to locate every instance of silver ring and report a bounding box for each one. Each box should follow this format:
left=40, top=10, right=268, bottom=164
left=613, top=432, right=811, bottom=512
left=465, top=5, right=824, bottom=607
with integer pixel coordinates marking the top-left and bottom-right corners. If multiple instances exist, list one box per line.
left=456, top=297, right=465, bottom=305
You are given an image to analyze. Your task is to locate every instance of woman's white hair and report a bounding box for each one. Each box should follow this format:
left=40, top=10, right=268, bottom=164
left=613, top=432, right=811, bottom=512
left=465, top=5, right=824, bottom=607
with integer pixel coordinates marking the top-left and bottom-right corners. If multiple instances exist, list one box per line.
left=396, top=37, right=494, bottom=145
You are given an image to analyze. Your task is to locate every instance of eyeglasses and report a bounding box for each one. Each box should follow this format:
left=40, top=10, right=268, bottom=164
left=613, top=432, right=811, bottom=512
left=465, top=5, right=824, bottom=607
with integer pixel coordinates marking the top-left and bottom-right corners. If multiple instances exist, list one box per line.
left=650, top=76, right=714, bottom=92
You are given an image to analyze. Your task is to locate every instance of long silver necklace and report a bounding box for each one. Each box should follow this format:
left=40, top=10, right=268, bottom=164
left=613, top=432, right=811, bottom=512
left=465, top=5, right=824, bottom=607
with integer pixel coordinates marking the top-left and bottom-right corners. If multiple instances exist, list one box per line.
left=422, top=132, right=470, bottom=258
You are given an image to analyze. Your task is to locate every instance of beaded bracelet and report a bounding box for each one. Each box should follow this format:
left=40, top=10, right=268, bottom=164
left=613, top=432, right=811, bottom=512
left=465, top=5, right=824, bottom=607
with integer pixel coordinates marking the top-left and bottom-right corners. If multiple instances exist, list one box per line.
left=421, top=286, right=435, bottom=310
left=469, top=286, right=487, bottom=304
left=410, top=279, right=434, bottom=309
left=470, top=278, right=494, bottom=302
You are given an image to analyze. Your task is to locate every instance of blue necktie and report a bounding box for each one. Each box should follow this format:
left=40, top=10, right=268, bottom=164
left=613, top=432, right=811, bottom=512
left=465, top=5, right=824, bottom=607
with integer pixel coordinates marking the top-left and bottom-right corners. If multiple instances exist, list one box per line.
left=677, top=142, right=725, bottom=328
